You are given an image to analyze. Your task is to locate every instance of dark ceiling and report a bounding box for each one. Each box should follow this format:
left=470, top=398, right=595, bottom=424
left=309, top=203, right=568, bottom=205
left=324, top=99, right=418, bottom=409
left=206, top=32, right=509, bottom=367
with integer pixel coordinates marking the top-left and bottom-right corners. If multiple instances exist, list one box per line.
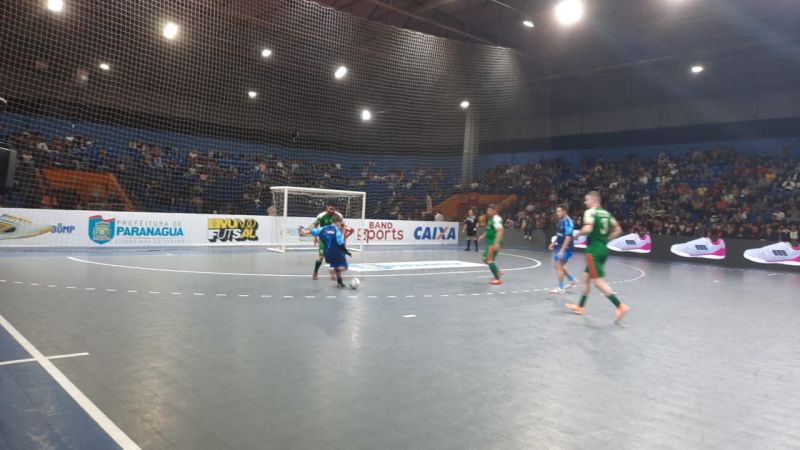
left=312, top=0, right=800, bottom=90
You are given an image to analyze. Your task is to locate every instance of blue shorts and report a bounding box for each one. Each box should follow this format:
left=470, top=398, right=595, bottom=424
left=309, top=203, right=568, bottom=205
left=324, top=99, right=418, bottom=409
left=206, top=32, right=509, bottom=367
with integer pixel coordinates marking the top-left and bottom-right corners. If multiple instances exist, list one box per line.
left=554, top=251, right=573, bottom=264
left=326, top=254, right=348, bottom=270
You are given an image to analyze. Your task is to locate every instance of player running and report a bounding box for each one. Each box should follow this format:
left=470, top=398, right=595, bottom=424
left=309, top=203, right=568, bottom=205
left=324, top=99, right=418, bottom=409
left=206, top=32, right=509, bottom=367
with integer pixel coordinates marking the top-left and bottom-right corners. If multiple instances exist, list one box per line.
left=304, top=215, right=352, bottom=288
left=565, top=191, right=630, bottom=322
left=548, top=204, right=578, bottom=294
left=309, top=205, right=344, bottom=280
left=478, top=204, right=504, bottom=285
left=463, top=209, right=479, bottom=252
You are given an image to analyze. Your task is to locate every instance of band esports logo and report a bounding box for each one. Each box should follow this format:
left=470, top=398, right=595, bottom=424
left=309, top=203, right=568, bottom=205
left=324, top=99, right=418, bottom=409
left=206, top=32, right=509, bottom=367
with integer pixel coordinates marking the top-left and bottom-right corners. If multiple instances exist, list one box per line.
left=357, top=221, right=404, bottom=243
left=208, top=218, right=259, bottom=242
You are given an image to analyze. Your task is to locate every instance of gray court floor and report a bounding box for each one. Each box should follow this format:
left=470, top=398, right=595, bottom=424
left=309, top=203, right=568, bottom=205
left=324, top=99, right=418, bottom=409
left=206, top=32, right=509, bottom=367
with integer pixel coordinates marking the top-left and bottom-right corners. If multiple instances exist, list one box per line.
left=1, top=246, right=799, bottom=450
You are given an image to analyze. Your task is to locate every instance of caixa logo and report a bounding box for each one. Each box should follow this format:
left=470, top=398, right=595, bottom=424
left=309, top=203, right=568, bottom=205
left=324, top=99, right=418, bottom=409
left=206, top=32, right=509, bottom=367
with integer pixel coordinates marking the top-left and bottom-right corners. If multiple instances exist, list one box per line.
left=414, top=226, right=456, bottom=240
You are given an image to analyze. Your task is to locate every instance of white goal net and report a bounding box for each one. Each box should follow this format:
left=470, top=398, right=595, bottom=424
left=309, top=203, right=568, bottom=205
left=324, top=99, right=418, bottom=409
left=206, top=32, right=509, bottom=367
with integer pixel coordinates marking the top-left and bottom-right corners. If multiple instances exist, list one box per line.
left=269, top=186, right=366, bottom=252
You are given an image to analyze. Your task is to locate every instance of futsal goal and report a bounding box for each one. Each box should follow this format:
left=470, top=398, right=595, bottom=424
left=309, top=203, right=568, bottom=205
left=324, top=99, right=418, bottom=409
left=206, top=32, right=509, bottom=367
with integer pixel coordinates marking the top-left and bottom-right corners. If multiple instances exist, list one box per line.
left=269, top=186, right=366, bottom=253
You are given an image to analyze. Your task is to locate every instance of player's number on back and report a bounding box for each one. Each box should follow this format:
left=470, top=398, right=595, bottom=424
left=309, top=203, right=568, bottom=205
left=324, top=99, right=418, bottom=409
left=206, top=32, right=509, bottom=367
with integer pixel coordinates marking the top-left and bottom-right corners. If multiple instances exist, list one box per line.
left=598, top=217, right=609, bottom=235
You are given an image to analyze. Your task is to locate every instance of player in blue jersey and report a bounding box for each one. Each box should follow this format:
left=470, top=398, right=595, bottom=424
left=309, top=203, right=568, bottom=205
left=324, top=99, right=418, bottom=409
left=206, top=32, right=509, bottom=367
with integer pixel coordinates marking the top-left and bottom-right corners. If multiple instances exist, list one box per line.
left=303, top=215, right=352, bottom=288
left=548, top=204, right=578, bottom=294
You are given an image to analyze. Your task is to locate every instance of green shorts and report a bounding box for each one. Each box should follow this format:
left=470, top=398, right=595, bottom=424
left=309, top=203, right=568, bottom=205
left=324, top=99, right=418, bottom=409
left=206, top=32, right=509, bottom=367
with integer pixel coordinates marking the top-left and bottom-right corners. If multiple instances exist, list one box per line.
left=584, top=252, right=607, bottom=279
left=318, top=240, right=326, bottom=257
left=483, top=245, right=499, bottom=263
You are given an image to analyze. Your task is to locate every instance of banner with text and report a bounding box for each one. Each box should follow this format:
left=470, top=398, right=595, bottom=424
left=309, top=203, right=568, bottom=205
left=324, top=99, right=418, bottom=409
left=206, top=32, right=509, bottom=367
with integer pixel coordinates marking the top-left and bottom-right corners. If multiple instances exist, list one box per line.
left=0, top=208, right=459, bottom=248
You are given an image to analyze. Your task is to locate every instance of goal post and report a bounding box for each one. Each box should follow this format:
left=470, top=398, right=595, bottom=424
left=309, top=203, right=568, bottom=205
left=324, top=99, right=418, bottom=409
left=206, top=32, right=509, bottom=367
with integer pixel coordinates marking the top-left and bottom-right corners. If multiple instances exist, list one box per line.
left=269, top=186, right=366, bottom=253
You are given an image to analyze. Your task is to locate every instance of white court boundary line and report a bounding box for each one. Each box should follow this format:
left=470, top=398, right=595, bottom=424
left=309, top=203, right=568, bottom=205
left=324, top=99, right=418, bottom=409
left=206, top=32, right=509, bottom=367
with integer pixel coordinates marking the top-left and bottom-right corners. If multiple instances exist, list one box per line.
left=0, top=352, right=89, bottom=367
left=0, top=313, right=140, bottom=450
left=67, top=253, right=541, bottom=278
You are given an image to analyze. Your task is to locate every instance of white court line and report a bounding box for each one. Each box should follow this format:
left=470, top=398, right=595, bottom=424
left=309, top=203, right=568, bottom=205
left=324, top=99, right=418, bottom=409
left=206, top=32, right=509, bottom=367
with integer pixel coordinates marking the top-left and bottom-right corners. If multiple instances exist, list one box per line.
left=239, top=294, right=249, bottom=298
left=67, top=253, right=541, bottom=278
left=193, top=293, right=205, bottom=296
left=126, top=290, right=138, bottom=293
left=216, top=294, right=227, bottom=297
left=0, top=352, right=89, bottom=367
left=0, top=314, right=140, bottom=449
left=30, top=283, right=39, bottom=286
left=402, top=315, right=417, bottom=318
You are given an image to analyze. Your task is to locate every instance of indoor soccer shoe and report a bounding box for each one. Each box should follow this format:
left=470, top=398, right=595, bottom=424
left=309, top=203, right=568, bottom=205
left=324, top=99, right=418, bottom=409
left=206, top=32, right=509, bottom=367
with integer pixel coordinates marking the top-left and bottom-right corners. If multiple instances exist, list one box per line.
left=489, top=279, right=502, bottom=285
left=549, top=287, right=564, bottom=294
left=615, top=304, right=630, bottom=322
left=670, top=237, right=726, bottom=260
left=743, top=242, right=800, bottom=266
left=565, top=303, right=584, bottom=315
left=0, top=214, right=51, bottom=240
left=607, top=233, right=651, bottom=253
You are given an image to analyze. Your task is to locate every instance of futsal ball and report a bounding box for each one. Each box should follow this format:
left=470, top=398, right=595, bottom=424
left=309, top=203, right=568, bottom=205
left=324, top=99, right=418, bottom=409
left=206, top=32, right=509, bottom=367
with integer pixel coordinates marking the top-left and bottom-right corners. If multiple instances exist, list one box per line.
left=349, top=278, right=360, bottom=290
left=551, top=235, right=558, bottom=244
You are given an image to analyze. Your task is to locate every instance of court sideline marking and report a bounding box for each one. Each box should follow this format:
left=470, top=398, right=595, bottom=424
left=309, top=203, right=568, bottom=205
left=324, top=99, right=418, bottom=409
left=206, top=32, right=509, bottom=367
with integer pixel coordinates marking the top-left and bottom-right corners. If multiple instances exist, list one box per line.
left=0, top=313, right=141, bottom=450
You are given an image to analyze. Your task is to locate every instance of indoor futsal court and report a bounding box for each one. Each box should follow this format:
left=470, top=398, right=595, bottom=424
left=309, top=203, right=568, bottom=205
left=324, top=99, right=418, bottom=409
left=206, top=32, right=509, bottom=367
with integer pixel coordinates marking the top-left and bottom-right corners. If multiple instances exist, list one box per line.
left=1, top=245, right=799, bottom=449
left=2, top=0, right=800, bottom=449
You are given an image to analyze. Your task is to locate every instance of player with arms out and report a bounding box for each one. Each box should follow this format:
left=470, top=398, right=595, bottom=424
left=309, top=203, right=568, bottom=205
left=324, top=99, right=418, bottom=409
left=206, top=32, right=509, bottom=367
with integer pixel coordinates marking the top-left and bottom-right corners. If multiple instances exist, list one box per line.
left=565, top=191, right=630, bottom=322
left=548, top=204, right=578, bottom=294
left=478, top=204, right=504, bottom=285
left=309, top=205, right=344, bottom=280
left=302, top=215, right=352, bottom=288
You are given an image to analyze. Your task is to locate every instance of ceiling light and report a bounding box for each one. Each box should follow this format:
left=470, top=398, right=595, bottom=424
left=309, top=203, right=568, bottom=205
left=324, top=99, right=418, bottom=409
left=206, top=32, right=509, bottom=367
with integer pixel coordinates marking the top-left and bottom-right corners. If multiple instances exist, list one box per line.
left=361, top=109, right=372, bottom=121
left=523, top=20, right=535, bottom=28
left=248, top=91, right=258, bottom=98
left=46, top=0, right=64, bottom=13
left=335, top=66, right=348, bottom=80
left=555, top=0, right=584, bottom=25
left=691, top=65, right=704, bottom=74
left=460, top=100, right=470, bottom=109
left=99, top=63, right=110, bottom=71
left=163, top=22, right=179, bottom=40
left=261, top=48, right=272, bottom=58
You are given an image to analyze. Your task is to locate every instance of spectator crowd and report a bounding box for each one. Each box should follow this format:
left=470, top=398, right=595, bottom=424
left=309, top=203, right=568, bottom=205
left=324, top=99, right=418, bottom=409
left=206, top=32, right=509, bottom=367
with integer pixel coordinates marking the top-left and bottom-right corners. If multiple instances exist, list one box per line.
left=3, top=124, right=799, bottom=244
left=0, top=129, right=453, bottom=219
left=467, top=144, right=800, bottom=242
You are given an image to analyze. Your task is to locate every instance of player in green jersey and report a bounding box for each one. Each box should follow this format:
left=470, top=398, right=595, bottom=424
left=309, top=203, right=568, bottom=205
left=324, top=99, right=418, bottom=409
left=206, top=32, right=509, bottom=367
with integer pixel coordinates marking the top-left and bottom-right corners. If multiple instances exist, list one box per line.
left=565, top=191, right=630, bottom=322
left=311, top=205, right=344, bottom=280
left=478, top=204, right=504, bottom=285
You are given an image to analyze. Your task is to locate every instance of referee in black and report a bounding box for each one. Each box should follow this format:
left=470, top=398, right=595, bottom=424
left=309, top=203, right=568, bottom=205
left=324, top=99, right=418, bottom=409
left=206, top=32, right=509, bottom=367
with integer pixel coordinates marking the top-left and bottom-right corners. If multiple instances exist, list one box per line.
left=463, top=208, right=479, bottom=252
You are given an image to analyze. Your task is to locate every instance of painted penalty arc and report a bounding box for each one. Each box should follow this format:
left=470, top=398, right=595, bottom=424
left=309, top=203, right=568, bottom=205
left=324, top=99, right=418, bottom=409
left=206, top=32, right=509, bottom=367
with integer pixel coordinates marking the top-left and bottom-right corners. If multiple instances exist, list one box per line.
left=67, top=253, right=541, bottom=278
